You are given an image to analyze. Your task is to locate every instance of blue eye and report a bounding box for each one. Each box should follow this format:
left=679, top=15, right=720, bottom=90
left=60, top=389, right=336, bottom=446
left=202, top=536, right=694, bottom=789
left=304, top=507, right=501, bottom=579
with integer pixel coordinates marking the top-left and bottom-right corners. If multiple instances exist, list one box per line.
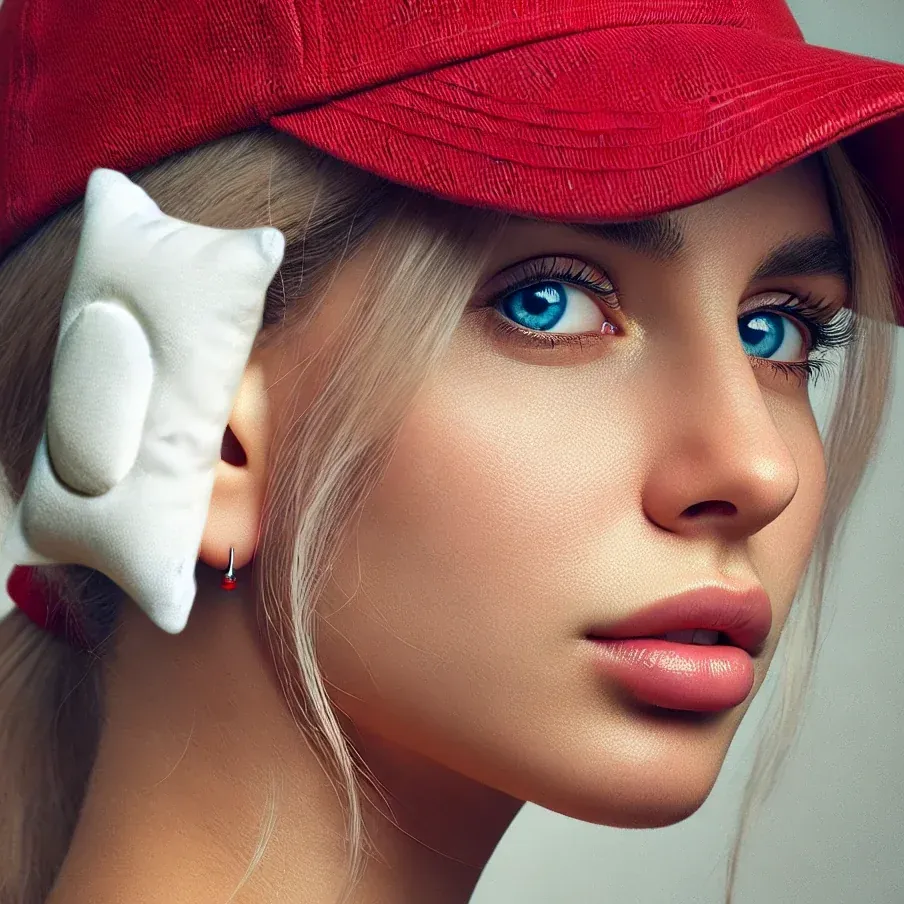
left=739, top=311, right=807, bottom=362
left=497, top=281, right=608, bottom=334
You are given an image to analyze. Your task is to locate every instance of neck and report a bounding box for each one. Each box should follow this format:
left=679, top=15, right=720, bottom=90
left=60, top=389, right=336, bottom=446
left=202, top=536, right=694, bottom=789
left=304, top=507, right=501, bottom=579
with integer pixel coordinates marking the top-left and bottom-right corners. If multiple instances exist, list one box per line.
left=46, top=580, right=521, bottom=904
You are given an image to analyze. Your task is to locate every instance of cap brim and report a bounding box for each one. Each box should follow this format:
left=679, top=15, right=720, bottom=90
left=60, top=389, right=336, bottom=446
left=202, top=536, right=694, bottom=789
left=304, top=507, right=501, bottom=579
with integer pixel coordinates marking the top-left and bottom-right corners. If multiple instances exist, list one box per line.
left=273, top=24, right=904, bottom=325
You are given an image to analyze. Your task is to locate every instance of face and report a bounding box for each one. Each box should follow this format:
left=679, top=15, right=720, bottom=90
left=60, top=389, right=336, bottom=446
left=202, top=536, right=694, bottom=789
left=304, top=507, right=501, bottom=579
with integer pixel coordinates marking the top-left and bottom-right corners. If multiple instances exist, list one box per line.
left=299, top=160, right=850, bottom=827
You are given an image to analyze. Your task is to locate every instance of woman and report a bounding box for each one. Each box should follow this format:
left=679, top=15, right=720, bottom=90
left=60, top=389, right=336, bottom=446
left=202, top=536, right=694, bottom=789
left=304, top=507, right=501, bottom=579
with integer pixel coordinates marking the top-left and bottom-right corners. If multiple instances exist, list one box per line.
left=0, top=0, right=902, bottom=902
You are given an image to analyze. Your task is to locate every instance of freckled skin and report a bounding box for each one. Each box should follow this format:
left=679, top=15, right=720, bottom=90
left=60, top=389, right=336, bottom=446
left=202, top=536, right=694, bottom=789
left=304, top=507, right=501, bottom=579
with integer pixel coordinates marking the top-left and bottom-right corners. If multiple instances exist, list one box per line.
left=316, top=160, right=834, bottom=829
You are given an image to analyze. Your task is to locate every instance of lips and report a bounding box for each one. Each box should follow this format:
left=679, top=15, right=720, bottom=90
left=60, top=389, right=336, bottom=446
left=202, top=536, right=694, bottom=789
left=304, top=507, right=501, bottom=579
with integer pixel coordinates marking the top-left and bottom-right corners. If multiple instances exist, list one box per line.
left=586, top=586, right=772, bottom=657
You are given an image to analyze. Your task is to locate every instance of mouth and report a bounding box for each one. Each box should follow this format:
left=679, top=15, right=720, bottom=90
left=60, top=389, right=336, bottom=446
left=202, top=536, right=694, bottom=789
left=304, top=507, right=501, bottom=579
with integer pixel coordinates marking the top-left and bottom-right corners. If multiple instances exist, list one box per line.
left=587, top=629, right=735, bottom=647
left=586, top=632, right=758, bottom=712
left=585, top=585, right=773, bottom=658
left=584, top=586, right=771, bottom=713
left=644, top=629, right=734, bottom=646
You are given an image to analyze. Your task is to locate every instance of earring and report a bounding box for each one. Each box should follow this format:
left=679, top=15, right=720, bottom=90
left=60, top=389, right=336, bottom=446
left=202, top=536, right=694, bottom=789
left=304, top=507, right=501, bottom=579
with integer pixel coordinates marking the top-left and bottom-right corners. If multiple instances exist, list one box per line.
left=220, top=547, right=237, bottom=591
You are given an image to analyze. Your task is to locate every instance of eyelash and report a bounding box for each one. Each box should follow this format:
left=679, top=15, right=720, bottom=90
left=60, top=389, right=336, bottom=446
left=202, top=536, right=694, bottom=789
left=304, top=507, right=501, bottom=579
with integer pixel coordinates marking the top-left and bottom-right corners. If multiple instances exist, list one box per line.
left=484, top=258, right=857, bottom=383
left=751, top=293, right=857, bottom=384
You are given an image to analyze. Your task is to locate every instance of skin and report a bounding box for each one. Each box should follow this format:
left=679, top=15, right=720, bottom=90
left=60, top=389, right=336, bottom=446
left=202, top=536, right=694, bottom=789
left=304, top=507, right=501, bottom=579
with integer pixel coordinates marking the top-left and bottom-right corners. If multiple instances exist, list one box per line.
left=48, top=159, right=846, bottom=904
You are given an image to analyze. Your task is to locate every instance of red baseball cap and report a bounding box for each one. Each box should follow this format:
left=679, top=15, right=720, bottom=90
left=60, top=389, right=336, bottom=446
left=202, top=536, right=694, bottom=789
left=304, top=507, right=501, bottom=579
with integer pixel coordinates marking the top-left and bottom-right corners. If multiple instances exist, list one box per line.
left=2, top=0, right=904, bottom=323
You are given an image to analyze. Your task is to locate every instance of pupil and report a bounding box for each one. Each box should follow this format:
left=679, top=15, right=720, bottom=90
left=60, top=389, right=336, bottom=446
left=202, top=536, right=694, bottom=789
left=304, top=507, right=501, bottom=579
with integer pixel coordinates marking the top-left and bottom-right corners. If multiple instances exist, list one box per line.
left=524, top=293, right=549, bottom=316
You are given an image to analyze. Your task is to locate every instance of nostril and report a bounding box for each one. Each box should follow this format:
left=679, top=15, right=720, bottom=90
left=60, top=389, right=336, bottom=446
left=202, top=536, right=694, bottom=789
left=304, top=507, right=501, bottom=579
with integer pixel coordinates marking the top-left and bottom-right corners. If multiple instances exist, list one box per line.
left=684, top=500, right=737, bottom=518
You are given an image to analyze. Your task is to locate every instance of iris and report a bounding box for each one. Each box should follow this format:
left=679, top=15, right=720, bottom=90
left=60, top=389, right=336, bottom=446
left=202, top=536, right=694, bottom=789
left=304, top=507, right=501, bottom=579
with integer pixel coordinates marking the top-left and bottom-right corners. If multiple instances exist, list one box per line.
left=501, top=282, right=567, bottom=331
left=739, top=311, right=787, bottom=359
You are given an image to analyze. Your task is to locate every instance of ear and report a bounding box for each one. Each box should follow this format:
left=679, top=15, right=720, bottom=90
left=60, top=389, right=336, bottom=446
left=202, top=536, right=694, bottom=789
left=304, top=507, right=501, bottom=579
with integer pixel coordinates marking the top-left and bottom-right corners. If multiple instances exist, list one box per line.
left=198, top=355, right=272, bottom=575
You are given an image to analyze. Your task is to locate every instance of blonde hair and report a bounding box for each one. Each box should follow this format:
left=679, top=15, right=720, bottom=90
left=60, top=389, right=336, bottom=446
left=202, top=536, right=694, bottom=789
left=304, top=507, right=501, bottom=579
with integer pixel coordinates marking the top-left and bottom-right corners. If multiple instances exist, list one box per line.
left=0, top=131, right=896, bottom=904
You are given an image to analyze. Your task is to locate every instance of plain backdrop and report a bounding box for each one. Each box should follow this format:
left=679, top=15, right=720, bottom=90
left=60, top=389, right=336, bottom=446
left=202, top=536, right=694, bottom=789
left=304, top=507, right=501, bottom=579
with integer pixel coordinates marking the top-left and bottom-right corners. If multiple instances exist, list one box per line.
left=0, top=2, right=901, bottom=902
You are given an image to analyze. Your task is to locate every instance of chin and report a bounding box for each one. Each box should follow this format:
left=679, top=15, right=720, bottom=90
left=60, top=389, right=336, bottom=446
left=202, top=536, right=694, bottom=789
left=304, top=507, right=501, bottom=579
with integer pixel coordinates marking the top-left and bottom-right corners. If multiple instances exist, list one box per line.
left=507, top=748, right=724, bottom=831
left=533, top=786, right=711, bottom=830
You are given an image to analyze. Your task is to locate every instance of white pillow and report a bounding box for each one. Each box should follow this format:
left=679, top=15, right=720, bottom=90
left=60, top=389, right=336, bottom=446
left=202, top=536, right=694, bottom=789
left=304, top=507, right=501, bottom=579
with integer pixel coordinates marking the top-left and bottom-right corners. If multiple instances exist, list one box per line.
left=0, top=169, right=285, bottom=634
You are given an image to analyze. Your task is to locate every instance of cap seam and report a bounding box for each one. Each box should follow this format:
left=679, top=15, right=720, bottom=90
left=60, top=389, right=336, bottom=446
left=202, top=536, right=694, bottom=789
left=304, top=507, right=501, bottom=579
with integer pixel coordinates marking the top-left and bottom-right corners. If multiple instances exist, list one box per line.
left=386, top=81, right=703, bottom=129
left=313, top=21, right=814, bottom=116
left=318, top=70, right=904, bottom=174
left=369, top=94, right=706, bottom=143
left=386, top=57, right=870, bottom=127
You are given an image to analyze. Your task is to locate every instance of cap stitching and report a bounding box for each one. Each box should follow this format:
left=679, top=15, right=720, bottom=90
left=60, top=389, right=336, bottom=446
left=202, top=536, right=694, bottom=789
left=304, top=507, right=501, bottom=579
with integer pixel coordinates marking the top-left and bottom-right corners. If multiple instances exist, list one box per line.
left=320, top=69, right=904, bottom=174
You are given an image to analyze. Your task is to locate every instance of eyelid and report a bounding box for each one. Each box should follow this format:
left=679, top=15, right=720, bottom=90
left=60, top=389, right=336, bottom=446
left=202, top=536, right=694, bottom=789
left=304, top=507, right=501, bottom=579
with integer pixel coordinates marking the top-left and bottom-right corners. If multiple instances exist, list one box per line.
left=738, top=290, right=798, bottom=315
left=474, top=255, right=618, bottom=308
left=738, top=290, right=842, bottom=321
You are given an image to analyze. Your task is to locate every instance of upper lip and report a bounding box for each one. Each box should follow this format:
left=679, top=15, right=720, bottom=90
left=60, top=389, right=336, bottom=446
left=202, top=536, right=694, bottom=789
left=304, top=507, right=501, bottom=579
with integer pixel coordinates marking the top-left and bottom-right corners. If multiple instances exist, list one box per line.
left=586, top=585, right=773, bottom=657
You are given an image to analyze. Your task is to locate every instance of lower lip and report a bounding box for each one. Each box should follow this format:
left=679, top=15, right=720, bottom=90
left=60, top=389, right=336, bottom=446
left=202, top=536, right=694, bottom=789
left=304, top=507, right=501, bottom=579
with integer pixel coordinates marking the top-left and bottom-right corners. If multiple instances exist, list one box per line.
left=590, top=639, right=755, bottom=712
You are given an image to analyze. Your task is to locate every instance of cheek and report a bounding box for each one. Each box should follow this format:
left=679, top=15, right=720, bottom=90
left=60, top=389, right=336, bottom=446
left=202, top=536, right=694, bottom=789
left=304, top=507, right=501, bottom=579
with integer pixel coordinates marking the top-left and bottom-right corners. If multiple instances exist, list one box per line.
left=314, top=344, right=645, bottom=781
left=321, top=338, right=646, bottom=634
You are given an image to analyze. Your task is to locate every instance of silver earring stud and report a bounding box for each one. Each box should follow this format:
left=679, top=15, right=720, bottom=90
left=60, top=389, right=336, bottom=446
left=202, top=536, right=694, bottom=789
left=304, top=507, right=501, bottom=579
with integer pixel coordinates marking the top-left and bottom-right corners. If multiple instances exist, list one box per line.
left=220, top=546, right=237, bottom=591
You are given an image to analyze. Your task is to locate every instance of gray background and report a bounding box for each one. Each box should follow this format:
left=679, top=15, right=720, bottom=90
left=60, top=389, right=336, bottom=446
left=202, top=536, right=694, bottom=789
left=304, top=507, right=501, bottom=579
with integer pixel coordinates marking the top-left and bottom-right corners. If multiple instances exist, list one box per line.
left=1, top=2, right=901, bottom=902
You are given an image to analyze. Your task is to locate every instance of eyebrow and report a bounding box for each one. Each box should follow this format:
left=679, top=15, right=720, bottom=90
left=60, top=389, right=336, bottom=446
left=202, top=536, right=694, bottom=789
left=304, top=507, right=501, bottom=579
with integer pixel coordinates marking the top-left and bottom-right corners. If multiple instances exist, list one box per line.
left=574, top=215, right=684, bottom=262
left=751, top=234, right=851, bottom=284
left=573, top=217, right=851, bottom=284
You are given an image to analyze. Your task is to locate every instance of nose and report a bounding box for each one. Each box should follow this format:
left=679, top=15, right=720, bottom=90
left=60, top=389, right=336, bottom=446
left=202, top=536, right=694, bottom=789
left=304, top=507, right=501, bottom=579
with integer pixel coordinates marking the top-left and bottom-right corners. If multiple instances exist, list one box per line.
left=641, top=346, right=801, bottom=543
